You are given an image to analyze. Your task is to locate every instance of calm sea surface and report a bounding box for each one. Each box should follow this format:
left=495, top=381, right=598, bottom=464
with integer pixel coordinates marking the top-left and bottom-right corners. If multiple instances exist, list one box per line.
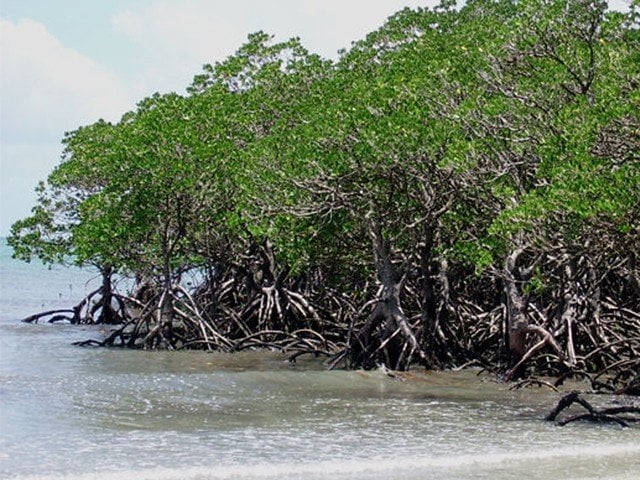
left=0, top=238, right=638, bottom=479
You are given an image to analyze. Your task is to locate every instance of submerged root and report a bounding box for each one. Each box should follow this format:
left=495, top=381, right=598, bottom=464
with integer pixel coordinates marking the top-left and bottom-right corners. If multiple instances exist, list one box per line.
left=23, top=285, right=128, bottom=326
left=546, top=391, right=640, bottom=427
left=23, top=308, right=79, bottom=324
left=509, top=377, right=559, bottom=392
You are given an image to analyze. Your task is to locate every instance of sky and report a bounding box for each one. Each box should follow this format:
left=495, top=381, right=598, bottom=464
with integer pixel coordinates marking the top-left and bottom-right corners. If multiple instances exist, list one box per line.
left=0, top=0, right=632, bottom=237
left=0, top=0, right=443, bottom=236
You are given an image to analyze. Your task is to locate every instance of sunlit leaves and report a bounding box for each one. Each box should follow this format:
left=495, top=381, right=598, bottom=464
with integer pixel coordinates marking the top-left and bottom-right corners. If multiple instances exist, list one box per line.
left=8, top=0, right=639, bottom=292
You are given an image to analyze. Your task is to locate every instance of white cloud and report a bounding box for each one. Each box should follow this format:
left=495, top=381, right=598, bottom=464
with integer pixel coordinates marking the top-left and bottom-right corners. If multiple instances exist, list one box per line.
left=609, top=0, right=634, bottom=11
left=0, top=18, right=133, bottom=143
left=111, top=1, right=246, bottom=60
left=0, top=18, right=134, bottom=234
left=0, top=143, right=61, bottom=233
left=293, top=0, right=432, bottom=53
left=109, top=0, right=438, bottom=95
left=1, top=2, right=437, bottom=235
left=110, top=1, right=249, bottom=94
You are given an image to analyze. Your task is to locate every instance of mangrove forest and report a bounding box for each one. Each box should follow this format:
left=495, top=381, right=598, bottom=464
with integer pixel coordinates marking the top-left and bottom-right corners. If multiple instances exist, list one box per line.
left=9, top=0, right=640, bottom=395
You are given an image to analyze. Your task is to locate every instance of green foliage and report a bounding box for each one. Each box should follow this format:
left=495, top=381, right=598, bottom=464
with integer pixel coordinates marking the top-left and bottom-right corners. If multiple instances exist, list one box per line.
left=9, top=0, right=639, bottom=289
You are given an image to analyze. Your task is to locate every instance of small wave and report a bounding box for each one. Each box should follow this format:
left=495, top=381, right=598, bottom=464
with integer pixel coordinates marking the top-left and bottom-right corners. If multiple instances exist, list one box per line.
left=11, top=443, right=640, bottom=480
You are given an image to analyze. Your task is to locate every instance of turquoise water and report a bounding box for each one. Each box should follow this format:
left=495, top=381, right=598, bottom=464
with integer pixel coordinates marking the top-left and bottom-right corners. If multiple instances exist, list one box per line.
left=0, top=238, right=100, bottom=322
left=1, top=239, right=639, bottom=479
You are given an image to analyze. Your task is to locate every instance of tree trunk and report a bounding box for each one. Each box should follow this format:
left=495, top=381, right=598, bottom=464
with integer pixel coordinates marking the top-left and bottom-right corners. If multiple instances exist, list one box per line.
left=560, top=258, right=579, bottom=366
left=504, top=245, right=529, bottom=375
left=98, top=264, right=118, bottom=324
left=349, top=221, right=425, bottom=370
left=159, top=256, right=175, bottom=346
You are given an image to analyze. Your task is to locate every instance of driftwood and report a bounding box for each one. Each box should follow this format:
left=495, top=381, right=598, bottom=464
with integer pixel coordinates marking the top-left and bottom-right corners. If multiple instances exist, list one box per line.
left=546, top=392, right=640, bottom=427
left=22, top=308, right=77, bottom=324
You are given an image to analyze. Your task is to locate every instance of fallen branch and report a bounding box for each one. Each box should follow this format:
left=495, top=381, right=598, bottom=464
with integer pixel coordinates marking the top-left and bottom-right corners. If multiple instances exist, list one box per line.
left=546, top=391, right=640, bottom=427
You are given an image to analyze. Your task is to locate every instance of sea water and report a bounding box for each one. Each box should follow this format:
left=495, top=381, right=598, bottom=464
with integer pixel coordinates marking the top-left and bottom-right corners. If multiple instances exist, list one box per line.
left=1, top=239, right=638, bottom=479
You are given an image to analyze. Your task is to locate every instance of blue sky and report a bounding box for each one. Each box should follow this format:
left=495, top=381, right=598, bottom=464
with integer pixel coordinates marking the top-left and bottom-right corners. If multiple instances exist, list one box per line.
left=0, top=0, right=632, bottom=236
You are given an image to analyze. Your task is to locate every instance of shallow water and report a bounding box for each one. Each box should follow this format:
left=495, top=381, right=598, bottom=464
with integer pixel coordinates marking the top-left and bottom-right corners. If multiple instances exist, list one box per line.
left=1, top=240, right=639, bottom=479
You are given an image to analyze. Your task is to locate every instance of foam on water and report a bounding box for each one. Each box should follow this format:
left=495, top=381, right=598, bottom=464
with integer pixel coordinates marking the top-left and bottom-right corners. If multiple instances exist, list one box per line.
left=9, top=443, right=640, bottom=480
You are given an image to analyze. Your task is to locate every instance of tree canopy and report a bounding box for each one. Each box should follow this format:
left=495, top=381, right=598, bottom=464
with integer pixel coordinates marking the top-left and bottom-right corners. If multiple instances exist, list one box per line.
left=9, top=0, right=640, bottom=390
